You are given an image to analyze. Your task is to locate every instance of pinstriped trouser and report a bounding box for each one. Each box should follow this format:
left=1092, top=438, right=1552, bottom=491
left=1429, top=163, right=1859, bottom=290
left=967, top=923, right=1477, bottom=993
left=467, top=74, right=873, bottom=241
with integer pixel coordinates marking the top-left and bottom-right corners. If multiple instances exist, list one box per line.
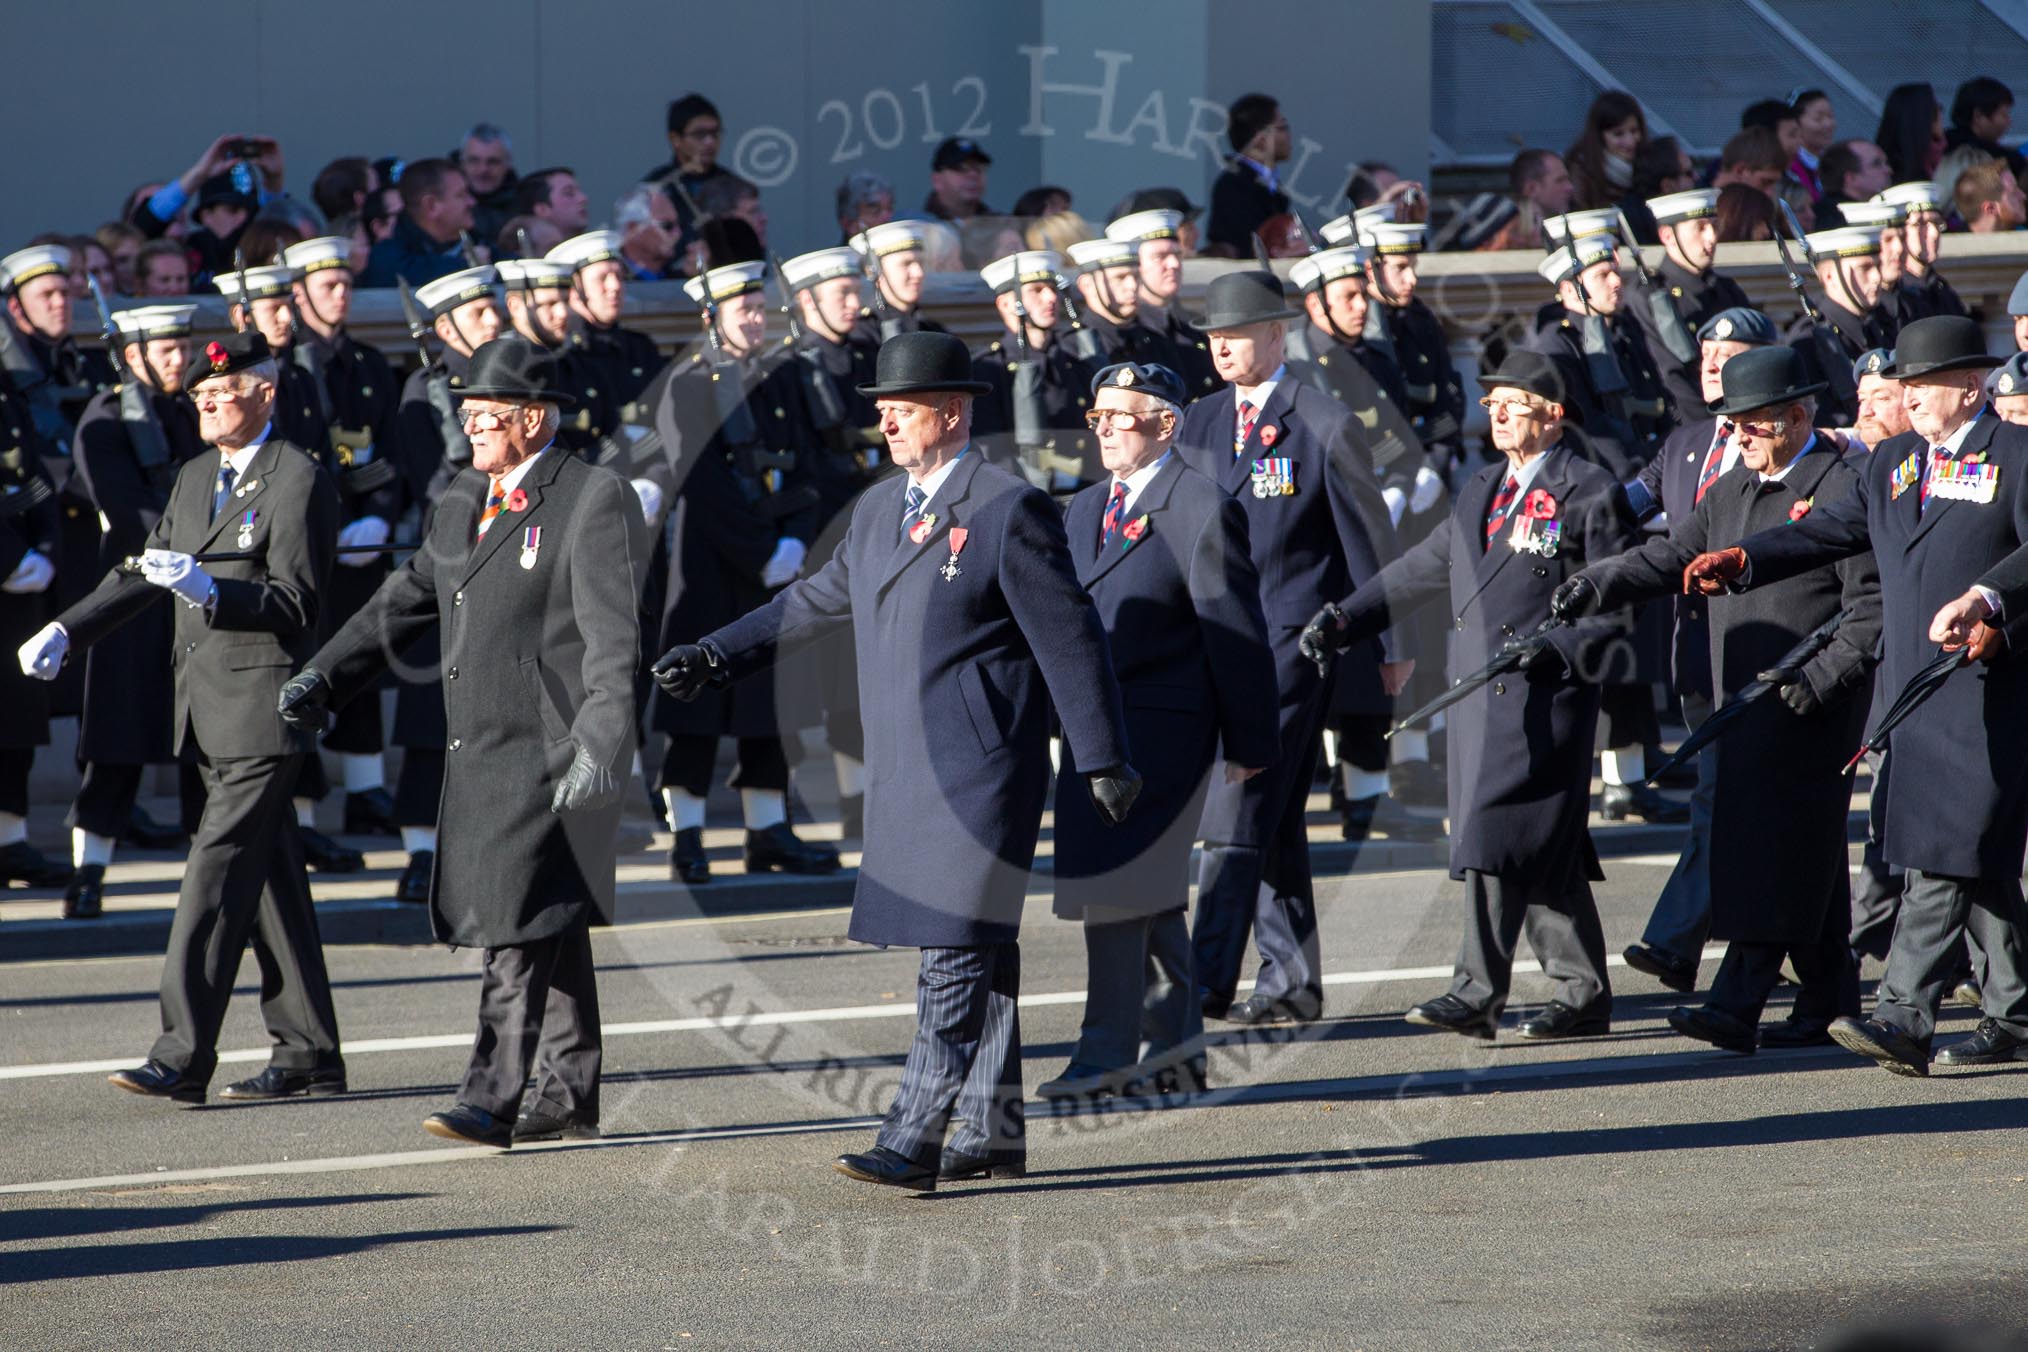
left=876, top=943, right=1024, bottom=1164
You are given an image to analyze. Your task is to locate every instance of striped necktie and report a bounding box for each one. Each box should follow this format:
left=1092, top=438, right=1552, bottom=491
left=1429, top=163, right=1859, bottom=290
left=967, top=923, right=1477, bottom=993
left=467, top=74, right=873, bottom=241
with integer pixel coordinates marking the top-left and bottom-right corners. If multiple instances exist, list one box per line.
left=476, top=476, right=507, bottom=538
left=901, top=483, right=927, bottom=541
left=1484, top=474, right=1520, bottom=546
left=210, top=461, right=238, bottom=522
left=1919, top=443, right=1948, bottom=514
left=1234, top=398, right=1258, bottom=456
left=1100, top=480, right=1128, bottom=547
left=1694, top=420, right=1733, bottom=504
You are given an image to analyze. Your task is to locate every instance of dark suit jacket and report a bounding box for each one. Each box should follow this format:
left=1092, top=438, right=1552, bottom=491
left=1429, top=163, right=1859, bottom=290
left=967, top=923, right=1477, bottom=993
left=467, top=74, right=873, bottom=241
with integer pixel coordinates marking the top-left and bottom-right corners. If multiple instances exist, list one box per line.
left=1630, top=416, right=1725, bottom=699
left=1206, top=164, right=1288, bottom=256
left=708, top=451, right=1130, bottom=948
left=1051, top=457, right=1277, bottom=921
left=1739, top=411, right=2028, bottom=879
left=60, top=434, right=337, bottom=761
left=315, top=450, right=645, bottom=947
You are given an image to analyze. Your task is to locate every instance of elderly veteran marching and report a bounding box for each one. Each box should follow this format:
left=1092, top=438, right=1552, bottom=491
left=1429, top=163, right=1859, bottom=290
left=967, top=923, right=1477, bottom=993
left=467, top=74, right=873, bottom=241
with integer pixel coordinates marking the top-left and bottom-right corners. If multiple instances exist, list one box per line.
left=279, top=336, right=647, bottom=1146
left=20, top=328, right=345, bottom=1104
left=1556, top=345, right=1882, bottom=1055
left=1685, top=316, right=2028, bottom=1075
left=1301, top=349, right=1634, bottom=1042
left=1042, top=360, right=1277, bottom=1102
left=654, top=330, right=1138, bottom=1192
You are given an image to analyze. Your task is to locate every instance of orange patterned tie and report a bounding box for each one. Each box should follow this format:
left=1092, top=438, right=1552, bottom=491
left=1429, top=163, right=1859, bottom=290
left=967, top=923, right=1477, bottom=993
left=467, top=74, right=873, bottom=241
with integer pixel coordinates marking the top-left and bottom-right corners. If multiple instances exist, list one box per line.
left=476, top=476, right=507, bottom=538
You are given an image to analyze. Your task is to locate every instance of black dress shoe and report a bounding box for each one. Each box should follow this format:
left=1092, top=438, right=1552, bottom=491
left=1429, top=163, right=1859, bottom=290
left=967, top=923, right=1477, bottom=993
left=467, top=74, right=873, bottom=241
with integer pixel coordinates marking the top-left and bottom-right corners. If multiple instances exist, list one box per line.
left=833, top=1145, right=936, bottom=1192
left=514, top=1105, right=601, bottom=1141
left=1599, top=783, right=1690, bottom=824
left=1036, top=1063, right=1127, bottom=1098
left=1649, top=746, right=1699, bottom=789
left=1224, top=993, right=1322, bottom=1025
left=744, top=822, right=841, bottom=875
left=1389, top=758, right=1447, bottom=809
left=300, top=826, right=365, bottom=874
left=1827, top=1016, right=1929, bottom=1077
left=1514, top=1000, right=1612, bottom=1041
left=342, top=787, right=399, bottom=837
left=1668, top=1005, right=1757, bottom=1055
left=1936, top=1018, right=2028, bottom=1067
left=938, top=1148, right=1027, bottom=1181
left=220, top=1064, right=347, bottom=1099
left=395, top=851, right=434, bottom=904
left=1124, top=1057, right=1210, bottom=1099
left=670, top=827, right=711, bottom=884
left=1949, top=977, right=1984, bottom=1010
left=108, top=1059, right=206, bottom=1103
left=1759, top=1016, right=1835, bottom=1048
left=1622, top=943, right=1698, bottom=993
left=839, top=792, right=864, bottom=840
left=0, top=840, right=70, bottom=889
left=1405, top=993, right=1498, bottom=1041
left=121, top=805, right=187, bottom=850
left=62, top=863, right=105, bottom=920
left=423, top=1103, right=513, bottom=1147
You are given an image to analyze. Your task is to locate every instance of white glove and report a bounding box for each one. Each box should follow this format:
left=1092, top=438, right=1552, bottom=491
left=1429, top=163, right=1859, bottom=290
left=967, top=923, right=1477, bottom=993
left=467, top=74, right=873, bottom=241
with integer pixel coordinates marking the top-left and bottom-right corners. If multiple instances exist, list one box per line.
left=1, top=549, right=54, bottom=595
left=139, top=548, right=214, bottom=608
left=336, top=514, right=391, bottom=566
left=761, top=535, right=806, bottom=589
left=17, top=621, right=66, bottom=680
left=1381, top=484, right=1407, bottom=527
left=1410, top=464, right=1445, bottom=514
left=629, top=477, right=664, bottom=526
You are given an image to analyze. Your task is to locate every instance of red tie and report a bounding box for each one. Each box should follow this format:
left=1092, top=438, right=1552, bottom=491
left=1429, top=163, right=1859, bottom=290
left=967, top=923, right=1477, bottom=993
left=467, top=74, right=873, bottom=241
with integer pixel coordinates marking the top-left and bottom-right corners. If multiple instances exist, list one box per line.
left=1234, top=398, right=1258, bottom=456
left=1101, top=480, right=1128, bottom=546
left=1694, top=421, right=1733, bottom=505
left=1485, top=474, right=1520, bottom=545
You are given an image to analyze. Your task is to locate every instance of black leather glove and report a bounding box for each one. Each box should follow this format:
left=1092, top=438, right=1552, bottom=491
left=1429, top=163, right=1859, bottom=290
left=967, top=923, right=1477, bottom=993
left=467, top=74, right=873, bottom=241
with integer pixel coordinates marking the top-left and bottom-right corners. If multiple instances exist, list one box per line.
left=1086, top=764, right=1143, bottom=826
left=651, top=640, right=725, bottom=701
left=1298, top=603, right=1348, bottom=676
left=276, top=668, right=332, bottom=732
left=1516, top=636, right=1565, bottom=673
left=1549, top=575, right=1597, bottom=622
left=551, top=743, right=621, bottom=814
left=1770, top=670, right=1821, bottom=717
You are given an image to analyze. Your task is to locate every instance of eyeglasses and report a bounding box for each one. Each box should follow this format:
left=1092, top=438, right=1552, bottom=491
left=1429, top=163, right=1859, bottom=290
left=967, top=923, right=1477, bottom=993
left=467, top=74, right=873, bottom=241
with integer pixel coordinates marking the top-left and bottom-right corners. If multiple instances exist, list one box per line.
left=1083, top=408, right=1164, bottom=431
left=1478, top=396, right=1547, bottom=419
left=1735, top=415, right=1789, bottom=436
left=458, top=407, right=523, bottom=431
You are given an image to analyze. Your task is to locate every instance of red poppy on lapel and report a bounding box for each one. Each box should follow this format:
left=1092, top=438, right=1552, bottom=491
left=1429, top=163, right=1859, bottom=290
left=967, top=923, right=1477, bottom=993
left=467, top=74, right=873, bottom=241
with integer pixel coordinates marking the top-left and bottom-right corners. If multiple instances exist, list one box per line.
left=1259, top=424, right=1278, bottom=448
left=506, top=488, right=529, bottom=513
left=1121, top=514, right=1148, bottom=545
left=1789, top=497, right=1812, bottom=521
left=1522, top=488, right=1557, bottom=520
left=908, top=517, right=935, bottom=545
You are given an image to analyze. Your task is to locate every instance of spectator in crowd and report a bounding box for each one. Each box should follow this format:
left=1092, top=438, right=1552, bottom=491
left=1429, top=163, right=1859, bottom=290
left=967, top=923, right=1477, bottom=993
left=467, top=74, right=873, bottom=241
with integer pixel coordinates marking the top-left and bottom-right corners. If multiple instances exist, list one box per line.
left=182, top=171, right=261, bottom=280
left=1713, top=183, right=1776, bottom=243
left=1503, top=148, right=1575, bottom=246
left=127, top=134, right=279, bottom=249
left=1012, top=186, right=1072, bottom=219
left=72, top=237, right=116, bottom=300
left=329, top=211, right=371, bottom=274
left=133, top=238, right=190, bottom=296
left=1946, top=76, right=2024, bottom=176
left=1206, top=93, right=1290, bottom=253
left=958, top=217, right=1025, bottom=271
left=95, top=221, right=143, bottom=292
left=836, top=171, right=894, bottom=244
left=1816, top=138, right=1893, bottom=226
left=1565, top=89, right=1648, bottom=210
left=496, top=213, right=563, bottom=262
left=363, top=182, right=403, bottom=245
left=614, top=184, right=678, bottom=280
left=1791, top=89, right=1838, bottom=200
left=1711, top=127, right=1788, bottom=198
left=1934, top=144, right=1995, bottom=221
left=1954, top=159, right=2027, bottom=233
left=1741, top=99, right=1803, bottom=163
left=457, top=122, right=519, bottom=245
left=359, top=157, right=472, bottom=288
left=1024, top=211, right=1093, bottom=256
left=644, top=93, right=739, bottom=254
left=695, top=174, right=768, bottom=249
left=238, top=217, right=306, bottom=271
left=1345, top=161, right=1403, bottom=208
left=1875, top=82, right=1944, bottom=183
left=513, top=168, right=590, bottom=236
left=1622, top=136, right=1695, bottom=242
left=923, top=136, right=994, bottom=223
left=123, top=182, right=175, bottom=238
left=311, top=157, right=375, bottom=226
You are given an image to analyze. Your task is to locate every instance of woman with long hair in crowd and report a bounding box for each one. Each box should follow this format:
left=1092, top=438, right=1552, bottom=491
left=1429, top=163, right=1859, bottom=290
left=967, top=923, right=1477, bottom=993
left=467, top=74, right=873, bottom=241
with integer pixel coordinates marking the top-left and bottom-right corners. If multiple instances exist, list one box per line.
left=1713, top=183, right=1776, bottom=243
left=1565, top=90, right=1649, bottom=210
left=1876, top=83, right=1945, bottom=183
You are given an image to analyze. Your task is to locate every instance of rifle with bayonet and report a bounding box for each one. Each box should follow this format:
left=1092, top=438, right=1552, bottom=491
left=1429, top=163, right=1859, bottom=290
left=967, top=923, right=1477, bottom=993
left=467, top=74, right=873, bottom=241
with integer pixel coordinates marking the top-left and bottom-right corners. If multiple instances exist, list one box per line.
left=1004, top=286, right=1059, bottom=492
left=397, top=277, right=472, bottom=470
left=88, top=275, right=171, bottom=478
left=1774, top=198, right=1859, bottom=419
left=860, top=238, right=905, bottom=342
left=1615, top=207, right=1699, bottom=367
left=1053, top=267, right=1101, bottom=364
left=770, top=250, right=852, bottom=444
left=458, top=231, right=482, bottom=269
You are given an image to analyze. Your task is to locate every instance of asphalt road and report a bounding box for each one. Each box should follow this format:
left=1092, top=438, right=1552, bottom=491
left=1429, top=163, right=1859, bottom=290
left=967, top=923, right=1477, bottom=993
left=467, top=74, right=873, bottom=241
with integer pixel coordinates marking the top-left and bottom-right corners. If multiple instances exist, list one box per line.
left=3, top=849, right=2026, bottom=1351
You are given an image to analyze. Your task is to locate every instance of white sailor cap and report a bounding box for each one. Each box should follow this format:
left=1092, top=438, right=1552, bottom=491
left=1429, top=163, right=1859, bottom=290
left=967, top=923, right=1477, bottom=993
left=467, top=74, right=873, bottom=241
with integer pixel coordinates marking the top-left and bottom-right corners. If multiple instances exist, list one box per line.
left=281, top=236, right=353, bottom=275
left=547, top=230, right=626, bottom=271
left=495, top=258, right=575, bottom=292
left=850, top=220, right=928, bottom=259
left=1841, top=200, right=1905, bottom=228
left=1354, top=202, right=1398, bottom=231
left=1539, top=234, right=1617, bottom=286
left=780, top=247, right=863, bottom=292
left=1066, top=238, right=1139, bottom=273
left=213, top=264, right=298, bottom=303
left=682, top=260, right=768, bottom=305
left=1317, top=203, right=1401, bottom=248
left=1104, top=209, right=1183, bottom=245
left=1878, top=181, right=1948, bottom=216
left=1542, top=208, right=1621, bottom=244
left=0, top=245, right=70, bottom=293
left=1289, top=245, right=1372, bottom=293
left=415, top=265, right=498, bottom=318
left=110, top=304, right=197, bottom=341
left=1806, top=226, right=1882, bottom=261
left=1647, top=188, right=1720, bottom=225
left=980, top=250, right=1062, bottom=294
left=1364, top=222, right=1427, bottom=255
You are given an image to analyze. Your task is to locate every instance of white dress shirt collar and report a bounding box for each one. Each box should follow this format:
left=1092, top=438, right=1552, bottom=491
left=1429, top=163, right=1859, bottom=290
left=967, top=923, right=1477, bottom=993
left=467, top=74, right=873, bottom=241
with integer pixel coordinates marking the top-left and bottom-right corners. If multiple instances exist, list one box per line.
left=217, top=422, right=273, bottom=479
left=1109, top=448, right=1174, bottom=519
left=908, top=445, right=970, bottom=505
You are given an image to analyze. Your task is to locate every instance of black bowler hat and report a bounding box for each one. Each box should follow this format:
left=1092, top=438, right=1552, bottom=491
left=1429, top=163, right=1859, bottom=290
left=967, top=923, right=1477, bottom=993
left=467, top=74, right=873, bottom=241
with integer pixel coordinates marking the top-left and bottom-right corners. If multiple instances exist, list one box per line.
left=1478, top=349, right=1566, bottom=406
left=1090, top=360, right=1187, bottom=407
left=456, top=336, right=577, bottom=408
left=1705, top=346, right=1826, bottom=417
left=192, top=329, right=271, bottom=381
left=1882, top=315, right=2004, bottom=380
left=1196, top=270, right=1303, bottom=331
left=856, top=331, right=993, bottom=397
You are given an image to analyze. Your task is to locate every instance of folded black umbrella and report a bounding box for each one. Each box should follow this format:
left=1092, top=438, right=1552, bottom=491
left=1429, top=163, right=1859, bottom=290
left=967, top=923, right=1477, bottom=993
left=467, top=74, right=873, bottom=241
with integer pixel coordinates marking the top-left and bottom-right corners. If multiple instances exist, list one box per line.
left=117, top=542, right=419, bottom=573
left=1842, top=646, right=1970, bottom=775
left=1386, top=615, right=1569, bottom=739
left=1642, top=610, right=1851, bottom=786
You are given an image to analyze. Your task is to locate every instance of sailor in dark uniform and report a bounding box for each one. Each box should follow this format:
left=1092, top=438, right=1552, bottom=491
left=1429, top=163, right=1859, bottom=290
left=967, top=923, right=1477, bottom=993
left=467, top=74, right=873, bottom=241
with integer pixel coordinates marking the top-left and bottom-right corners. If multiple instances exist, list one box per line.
left=549, top=229, right=667, bottom=422
left=1342, top=218, right=1468, bottom=479
left=846, top=220, right=947, bottom=344
left=1786, top=225, right=1886, bottom=428
left=1626, top=188, right=1752, bottom=417
left=496, top=258, right=622, bottom=464
left=1105, top=209, right=1221, bottom=398
left=968, top=249, right=1104, bottom=494
left=1066, top=238, right=1165, bottom=366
